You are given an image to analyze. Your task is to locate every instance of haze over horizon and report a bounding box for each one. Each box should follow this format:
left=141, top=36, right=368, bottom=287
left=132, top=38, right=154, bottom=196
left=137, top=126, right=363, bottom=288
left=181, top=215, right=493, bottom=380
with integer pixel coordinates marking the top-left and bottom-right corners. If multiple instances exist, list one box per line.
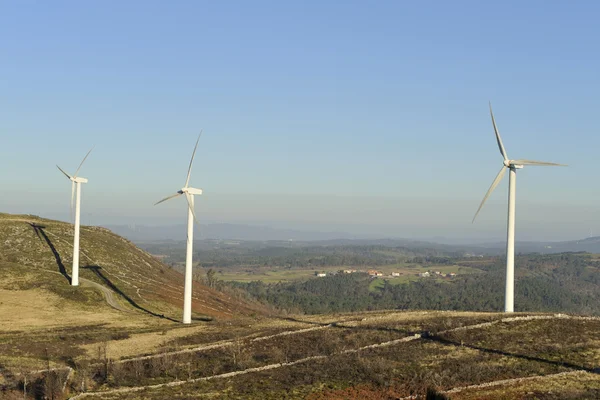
left=2, top=1, right=599, bottom=242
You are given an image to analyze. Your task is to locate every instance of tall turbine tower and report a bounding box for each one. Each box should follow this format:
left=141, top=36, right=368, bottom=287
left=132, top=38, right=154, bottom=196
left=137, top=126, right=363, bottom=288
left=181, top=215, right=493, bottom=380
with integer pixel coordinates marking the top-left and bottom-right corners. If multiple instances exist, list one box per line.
left=57, top=147, right=94, bottom=286
left=472, top=104, right=566, bottom=312
left=155, top=134, right=203, bottom=324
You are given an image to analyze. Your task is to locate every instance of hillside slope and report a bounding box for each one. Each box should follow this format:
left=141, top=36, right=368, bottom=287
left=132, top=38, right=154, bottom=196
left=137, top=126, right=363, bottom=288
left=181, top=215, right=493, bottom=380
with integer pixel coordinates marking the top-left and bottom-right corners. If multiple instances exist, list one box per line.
left=3, top=310, right=598, bottom=399
left=0, top=213, right=262, bottom=320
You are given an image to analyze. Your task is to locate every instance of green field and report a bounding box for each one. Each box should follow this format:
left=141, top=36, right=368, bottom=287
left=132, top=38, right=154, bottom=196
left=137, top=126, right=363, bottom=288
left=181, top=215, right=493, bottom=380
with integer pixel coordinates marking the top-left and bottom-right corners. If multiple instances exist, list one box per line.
left=368, top=264, right=480, bottom=291
left=211, top=263, right=483, bottom=285
left=215, top=266, right=347, bottom=283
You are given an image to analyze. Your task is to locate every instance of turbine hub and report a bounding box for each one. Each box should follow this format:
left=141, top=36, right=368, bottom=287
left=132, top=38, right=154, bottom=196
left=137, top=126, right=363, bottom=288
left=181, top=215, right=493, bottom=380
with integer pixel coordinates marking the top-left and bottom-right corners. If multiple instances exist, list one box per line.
left=503, top=160, right=524, bottom=169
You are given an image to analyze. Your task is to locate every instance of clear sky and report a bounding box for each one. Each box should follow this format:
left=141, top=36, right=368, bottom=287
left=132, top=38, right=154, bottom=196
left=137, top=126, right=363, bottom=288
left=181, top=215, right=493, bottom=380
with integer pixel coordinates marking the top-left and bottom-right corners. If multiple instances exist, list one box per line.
left=1, top=1, right=599, bottom=241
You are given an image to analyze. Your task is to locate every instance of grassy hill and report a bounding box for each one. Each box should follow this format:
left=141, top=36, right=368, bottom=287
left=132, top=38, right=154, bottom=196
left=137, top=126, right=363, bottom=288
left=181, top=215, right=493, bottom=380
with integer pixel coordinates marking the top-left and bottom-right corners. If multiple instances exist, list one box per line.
left=0, top=213, right=262, bottom=320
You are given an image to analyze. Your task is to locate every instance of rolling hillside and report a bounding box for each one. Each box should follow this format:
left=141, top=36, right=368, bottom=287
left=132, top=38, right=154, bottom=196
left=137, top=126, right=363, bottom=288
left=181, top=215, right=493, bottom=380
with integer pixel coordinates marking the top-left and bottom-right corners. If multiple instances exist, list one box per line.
left=0, top=213, right=263, bottom=321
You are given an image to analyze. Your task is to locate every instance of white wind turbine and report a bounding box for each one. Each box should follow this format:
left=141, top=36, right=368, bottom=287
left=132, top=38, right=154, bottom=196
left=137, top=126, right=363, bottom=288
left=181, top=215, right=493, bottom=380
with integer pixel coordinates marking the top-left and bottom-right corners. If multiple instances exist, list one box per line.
left=56, top=147, right=94, bottom=287
left=155, top=133, right=203, bottom=324
left=473, top=104, right=566, bottom=313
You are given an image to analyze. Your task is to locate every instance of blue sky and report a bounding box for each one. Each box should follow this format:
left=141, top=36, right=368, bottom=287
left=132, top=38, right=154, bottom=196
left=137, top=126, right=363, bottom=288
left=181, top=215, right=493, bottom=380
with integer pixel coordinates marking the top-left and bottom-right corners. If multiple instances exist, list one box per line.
left=1, top=1, right=599, bottom=241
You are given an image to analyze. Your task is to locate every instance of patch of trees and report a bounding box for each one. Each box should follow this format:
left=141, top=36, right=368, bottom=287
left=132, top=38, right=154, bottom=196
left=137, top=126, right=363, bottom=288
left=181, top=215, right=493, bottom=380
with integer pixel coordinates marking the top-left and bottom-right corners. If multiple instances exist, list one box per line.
left=231, top=253, right=600, bottom=315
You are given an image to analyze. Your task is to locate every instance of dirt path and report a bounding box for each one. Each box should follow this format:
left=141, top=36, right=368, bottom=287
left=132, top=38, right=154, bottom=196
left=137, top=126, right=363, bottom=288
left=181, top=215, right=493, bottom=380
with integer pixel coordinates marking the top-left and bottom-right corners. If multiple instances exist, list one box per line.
left=113, top=324, right=332, bottom=365
left=80, top=277, right=130, bottom=313
left=42, top=269, right=130, bottom=313
left=67, top=313, right=599, bottom=399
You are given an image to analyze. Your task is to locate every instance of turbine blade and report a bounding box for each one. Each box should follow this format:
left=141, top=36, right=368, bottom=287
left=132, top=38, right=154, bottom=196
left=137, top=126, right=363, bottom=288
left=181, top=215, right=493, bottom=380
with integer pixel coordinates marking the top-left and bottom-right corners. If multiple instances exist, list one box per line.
left=511, top=159, right=567, bottom=167
left=74, top=146, right=94, bottom=178
left=184, top=131, right=202, bottom=188
left=472, top=166, right=507, bottom=223
left=56, top=165, right=72, bottom=179
left=154, top=192, right=182, bottom=206
left=185, top=192, right=201, bottom=226
left=489, top=102, right=508, bottom=161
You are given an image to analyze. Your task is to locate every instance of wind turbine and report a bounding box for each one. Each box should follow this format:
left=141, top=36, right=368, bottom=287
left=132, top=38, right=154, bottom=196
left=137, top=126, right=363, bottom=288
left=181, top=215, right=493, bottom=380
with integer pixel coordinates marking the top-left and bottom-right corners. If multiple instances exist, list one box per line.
left=155, top=133, right=203, bottom=324
left=56, top=147, right=94, bottom=287
left=473, top=103, right=566, bottom=313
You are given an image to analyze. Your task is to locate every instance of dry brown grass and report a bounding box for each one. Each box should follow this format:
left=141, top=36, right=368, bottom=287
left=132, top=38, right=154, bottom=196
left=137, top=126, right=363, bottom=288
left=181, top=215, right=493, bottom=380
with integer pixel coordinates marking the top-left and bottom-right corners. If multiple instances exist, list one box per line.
left=79, top=324, right=211, bottom=360
left=0, top=288, right=142, bottom=332
left=451, top=371, right=600, bottom=399
left=80, top=317, right=328, bottom=361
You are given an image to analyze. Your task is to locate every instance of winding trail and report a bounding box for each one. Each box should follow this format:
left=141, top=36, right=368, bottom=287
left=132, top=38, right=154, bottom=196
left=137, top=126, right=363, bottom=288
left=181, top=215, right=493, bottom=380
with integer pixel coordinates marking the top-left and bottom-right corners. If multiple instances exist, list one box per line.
left=80, top=277, right=130, bottom=313
left=42, top=269, right=130, bottom=313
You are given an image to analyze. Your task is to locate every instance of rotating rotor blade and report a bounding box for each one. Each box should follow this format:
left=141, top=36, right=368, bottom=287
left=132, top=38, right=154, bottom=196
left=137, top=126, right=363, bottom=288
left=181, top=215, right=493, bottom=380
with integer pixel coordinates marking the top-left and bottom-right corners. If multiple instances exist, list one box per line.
left=154, top=192, right=182, bottom=206
left=56, top=165, right=72, bottom=180
left=184, top=131, right=203, bottom=188
left=472, top=166, right=507, bottom=223
left=184, top=192, right=200, bottom=226
left=511, top=159, right=567, bottom=167
left=74, top=146, right=94, bottom=178
left=489, top=102, right=508, bottom=161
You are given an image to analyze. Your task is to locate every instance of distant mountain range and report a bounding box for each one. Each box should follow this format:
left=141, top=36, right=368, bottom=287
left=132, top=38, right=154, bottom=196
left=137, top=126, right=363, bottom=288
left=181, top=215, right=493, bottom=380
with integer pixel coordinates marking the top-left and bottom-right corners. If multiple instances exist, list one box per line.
left=104, top=223, right=374, bottom=243
left=103, top=223, right=600, bottom=255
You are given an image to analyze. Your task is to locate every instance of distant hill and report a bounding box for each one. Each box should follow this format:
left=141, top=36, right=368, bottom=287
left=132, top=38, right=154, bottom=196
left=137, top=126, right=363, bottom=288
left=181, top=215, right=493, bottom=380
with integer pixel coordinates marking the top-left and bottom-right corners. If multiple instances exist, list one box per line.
left=104, top=223, right=600, bottom=256
left=0, top=213, right=262, bottom=320
left=468, top=236, right=600, bottom=255
left=105, top=223, right=379, bottom=242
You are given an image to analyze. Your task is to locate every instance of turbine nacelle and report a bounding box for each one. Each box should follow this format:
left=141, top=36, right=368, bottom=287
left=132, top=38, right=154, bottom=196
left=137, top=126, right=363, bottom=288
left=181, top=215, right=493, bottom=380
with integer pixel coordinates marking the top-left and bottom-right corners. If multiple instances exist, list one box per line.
left=57, top=166, right=89, bottom=183
left=503, top=160, right=523, bottom=169
left=182, top=187, right=203, bottom=196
